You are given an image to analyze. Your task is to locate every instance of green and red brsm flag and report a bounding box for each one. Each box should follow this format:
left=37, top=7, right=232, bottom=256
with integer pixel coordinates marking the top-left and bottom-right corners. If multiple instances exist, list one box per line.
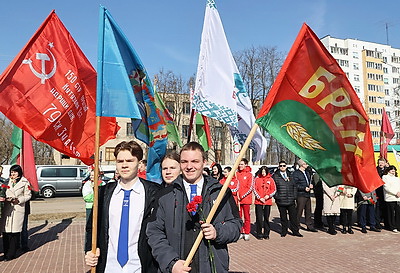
left=256, top=23, right=383, bottom=193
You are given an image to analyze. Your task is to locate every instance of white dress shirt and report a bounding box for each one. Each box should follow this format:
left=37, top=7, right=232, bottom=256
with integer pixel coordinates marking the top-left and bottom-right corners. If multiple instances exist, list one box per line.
left=183, top=177, right=204, bottom=201
left=105, top=180, right=145, bottom=273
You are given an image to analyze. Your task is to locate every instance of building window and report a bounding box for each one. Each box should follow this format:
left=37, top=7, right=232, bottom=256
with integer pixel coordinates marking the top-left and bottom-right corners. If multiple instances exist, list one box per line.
left=353, top=52, right=359, bottom=59
left=372, top=131, right=380, bottom=138
left=392, top=55, right=400, bottom=64
left=215, top=149, right=222, bottom=163
left=354, top=74, right=359, bottom=81
left=353, top=63, right=359, bottom=70
left=166, top=101, right=175, bottom=114
left=127, top=123, right=134, bottom=136
left=215, top=126, right=222, bottom=140
left=339, top=59, right=349, bottom=67
left=105, top=147, right=115, bottom=162
left=182, top=125, right=189, bottom=138
left=182, top=102, right=191, bottom=115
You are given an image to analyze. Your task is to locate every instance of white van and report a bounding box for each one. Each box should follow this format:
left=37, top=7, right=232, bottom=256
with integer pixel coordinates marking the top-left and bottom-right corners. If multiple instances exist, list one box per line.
left=36, top=165, right=89, bottom=198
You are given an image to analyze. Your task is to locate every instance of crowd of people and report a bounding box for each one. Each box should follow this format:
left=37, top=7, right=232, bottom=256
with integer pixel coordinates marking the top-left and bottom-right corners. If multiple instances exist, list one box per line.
left=81, top=140, right=400, bottom=273
left=198, top=157, right=400, bottom=240
left=0, top=139, right=397, bottom=272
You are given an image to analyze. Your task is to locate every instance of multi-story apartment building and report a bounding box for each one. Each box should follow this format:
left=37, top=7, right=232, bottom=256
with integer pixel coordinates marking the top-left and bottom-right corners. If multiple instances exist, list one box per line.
left=320, top=36, right=400, bottom=145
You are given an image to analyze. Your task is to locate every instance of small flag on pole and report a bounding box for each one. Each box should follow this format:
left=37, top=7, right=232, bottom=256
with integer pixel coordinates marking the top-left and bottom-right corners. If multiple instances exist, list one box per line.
left=195, top=113, right=212, bottom=151
left=10, top=125, right=39, bottom=192
left=379, top=108, right=394, bottom=160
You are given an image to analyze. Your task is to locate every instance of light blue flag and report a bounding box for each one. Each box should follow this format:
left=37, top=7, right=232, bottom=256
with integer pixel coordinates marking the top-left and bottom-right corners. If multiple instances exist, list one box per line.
left=97, top=6, right=167, bottom=182
left=96, top=6, right=141, bottom=118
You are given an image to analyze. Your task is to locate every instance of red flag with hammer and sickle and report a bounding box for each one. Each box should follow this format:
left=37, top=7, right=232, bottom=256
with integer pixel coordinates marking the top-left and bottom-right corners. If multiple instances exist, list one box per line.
left=0, top=11, right=119, bottom=165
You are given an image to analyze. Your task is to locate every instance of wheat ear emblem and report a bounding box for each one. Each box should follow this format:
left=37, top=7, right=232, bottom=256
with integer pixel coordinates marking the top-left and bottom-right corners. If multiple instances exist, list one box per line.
left=281, top=122, right=326, bottom=151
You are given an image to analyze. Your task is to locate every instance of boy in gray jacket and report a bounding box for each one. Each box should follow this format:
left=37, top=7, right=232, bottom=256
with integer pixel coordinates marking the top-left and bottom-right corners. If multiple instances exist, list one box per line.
left=147, top=142, right=242, bottom=273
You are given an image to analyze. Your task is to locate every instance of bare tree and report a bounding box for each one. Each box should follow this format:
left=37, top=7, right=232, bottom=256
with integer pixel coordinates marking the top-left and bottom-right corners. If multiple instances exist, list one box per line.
left=154, top=69, right=192, bottom=149
left=234, top=46, right=294, bottom=164
left=32, top=139, right=55, bottom=165
left=0, top=115, right=14, bottom=164
left=0, top=114, right=55, bottom=165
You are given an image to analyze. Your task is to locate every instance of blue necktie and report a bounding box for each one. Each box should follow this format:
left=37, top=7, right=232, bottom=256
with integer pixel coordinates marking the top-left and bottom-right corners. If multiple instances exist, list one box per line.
left=189, top=184, right=197, bottom=215
left=117, top=189, right=131, bottom=267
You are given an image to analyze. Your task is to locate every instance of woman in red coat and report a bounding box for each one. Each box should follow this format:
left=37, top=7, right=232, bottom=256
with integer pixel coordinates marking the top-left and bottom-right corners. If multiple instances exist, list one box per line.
left=220, top=166, right=239, bottom=205
left=253, top=166, right=276, bottom=240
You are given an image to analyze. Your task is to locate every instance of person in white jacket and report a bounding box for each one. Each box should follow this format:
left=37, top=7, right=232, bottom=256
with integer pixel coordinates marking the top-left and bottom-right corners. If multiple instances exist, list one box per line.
left=1, top=165, right=32, bottom=261
left=339, top=185, right=357, bottom=234
left=382, top=165, right=400, bottom=233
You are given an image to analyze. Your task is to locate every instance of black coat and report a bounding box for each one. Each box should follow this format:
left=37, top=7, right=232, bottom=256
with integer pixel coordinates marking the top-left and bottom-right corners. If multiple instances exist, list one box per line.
left=272, top=170, right=297, bottom=206
left=292, top=169, right=313, bottom=198
left=85, top=178, right=160, bottom=273
left=146, top=175, right=242, bottom=273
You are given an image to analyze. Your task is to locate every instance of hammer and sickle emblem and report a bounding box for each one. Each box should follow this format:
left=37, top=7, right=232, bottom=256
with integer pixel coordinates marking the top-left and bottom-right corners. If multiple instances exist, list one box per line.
left=22, top=48, right=57, bottom=84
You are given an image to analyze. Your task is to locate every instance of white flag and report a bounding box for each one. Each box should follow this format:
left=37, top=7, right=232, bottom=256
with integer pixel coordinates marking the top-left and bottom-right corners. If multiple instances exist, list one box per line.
left=192, top=0, right=267, bottom=161
left=392, top=147, right=400, bottom=169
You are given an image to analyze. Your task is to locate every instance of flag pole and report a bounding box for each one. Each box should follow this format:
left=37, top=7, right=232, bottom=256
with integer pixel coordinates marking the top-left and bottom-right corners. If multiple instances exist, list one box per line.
left=90, top=6, right=106, bottom=273
left=187, top=109, right=196, bottom=142
left=184, top=123, right=260, bottom=267
left=20, top=130, right=24, bottom=167
left=90, top=116, right=101, bottom=273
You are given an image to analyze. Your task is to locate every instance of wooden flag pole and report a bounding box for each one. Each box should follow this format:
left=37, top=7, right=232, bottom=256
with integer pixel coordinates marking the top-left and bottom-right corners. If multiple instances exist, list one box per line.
left=184, top=123, right=260, bottom=267
left=20, top=130, right=24, bottom=167
left=90, top=116, right=102, bottom=273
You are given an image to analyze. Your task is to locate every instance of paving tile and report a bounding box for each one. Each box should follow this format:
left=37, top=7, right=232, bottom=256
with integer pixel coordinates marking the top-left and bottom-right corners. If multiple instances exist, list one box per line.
left=0, top=206, right=399, bottom=272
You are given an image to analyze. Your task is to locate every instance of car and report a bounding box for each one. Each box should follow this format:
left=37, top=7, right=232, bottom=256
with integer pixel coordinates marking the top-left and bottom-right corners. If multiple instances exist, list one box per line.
left=36, top=165, right=89, bottom=198
left=82, top=166, right=117, bottom=185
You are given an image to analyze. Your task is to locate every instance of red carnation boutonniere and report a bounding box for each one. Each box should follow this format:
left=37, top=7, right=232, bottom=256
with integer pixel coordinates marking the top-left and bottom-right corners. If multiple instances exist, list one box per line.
left=367, top=197, right=376, bottom=205
left=0, top=184, right=9, bottom=199
left=186, top=195, right=203, bottom=214
left=185, top=195, right=216, bottom=273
